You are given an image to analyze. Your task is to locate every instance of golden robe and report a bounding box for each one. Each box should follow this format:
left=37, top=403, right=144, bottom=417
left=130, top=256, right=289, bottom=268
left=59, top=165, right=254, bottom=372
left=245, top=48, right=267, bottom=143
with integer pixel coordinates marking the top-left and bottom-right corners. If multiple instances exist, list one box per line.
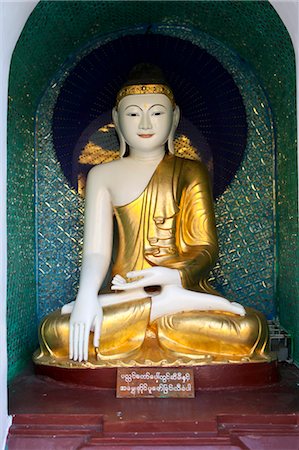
left=34, top=155, right=269, bottom=367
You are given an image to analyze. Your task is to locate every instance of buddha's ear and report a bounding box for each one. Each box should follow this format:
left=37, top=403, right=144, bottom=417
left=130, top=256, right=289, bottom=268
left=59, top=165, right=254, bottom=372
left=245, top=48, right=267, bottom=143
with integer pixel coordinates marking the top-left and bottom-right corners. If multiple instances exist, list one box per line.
left=112, top=107, right=126, bottom=158
left=168, top=105, right=180, bottom=155
left=173, top=105, right=180, bottom=129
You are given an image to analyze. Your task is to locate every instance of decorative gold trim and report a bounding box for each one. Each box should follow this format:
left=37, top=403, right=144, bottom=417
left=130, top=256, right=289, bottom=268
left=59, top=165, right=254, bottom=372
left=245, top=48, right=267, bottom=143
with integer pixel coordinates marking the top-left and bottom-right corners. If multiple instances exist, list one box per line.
left=79, top=141, right=119, bottom=165
left=116, top=84, right=175, bottom=108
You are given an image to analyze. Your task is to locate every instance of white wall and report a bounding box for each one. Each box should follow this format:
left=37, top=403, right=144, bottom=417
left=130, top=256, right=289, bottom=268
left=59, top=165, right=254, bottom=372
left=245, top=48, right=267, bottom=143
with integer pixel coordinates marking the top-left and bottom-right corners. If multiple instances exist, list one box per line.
left=0, top=1, right=297, bottom=449
left=270, top=1, right=299, bottom=171
left=271, top=0, right=299, bottom=59
left=0, top=2, right=39, bottom=448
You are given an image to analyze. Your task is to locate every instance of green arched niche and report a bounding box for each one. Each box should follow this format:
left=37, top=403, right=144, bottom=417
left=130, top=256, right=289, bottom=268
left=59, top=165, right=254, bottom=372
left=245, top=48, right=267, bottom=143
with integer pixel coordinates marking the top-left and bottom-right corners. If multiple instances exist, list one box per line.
left=7, top=0, right=298, bottom=380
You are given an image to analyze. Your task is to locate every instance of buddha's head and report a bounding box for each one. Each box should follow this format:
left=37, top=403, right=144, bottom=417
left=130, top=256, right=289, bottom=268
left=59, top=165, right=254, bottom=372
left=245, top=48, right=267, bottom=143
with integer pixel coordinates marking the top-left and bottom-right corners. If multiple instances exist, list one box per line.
left=113, top=64, right=180, bottom=157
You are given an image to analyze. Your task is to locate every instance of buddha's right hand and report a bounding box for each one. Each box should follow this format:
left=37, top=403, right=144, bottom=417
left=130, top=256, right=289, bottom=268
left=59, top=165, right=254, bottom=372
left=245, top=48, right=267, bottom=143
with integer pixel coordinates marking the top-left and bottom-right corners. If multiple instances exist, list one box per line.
left=69, top=294, right=103, bottom=362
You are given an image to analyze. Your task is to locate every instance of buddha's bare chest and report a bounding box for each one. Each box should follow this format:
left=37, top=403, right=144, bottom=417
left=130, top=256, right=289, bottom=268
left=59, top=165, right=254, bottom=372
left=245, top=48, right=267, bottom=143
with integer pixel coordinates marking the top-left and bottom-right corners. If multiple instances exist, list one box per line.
left=105, top=159, right=161, bottom=207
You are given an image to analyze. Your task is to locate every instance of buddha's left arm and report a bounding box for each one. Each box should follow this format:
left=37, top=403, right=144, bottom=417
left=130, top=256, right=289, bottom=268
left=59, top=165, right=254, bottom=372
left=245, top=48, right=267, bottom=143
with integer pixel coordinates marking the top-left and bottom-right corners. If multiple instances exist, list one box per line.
left=166, top=161, right=218, bottom=290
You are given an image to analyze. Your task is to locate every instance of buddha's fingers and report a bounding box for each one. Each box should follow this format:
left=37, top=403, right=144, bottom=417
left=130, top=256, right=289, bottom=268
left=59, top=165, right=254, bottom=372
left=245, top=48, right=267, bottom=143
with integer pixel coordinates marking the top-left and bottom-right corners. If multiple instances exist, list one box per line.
left=69, top=324, right=74, bottom=359
left=73, top=323, right=79, bottom=361
left=78, top=323, right=84, bottom=362
left=127, top=270, right=147, bottom=279
left=112, top=281, right=142, bottom=290
left=83, top=324, right=90, bottom=362
left=93, top=315, right=101, bottom=349
left=112, top=274, right=126, bottom=284
left=112, top=281, right=125, bottom=287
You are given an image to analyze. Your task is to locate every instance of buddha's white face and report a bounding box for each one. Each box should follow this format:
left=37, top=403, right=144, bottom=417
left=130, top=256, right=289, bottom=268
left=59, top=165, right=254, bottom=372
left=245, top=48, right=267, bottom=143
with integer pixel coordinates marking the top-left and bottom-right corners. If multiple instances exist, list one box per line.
left=116, top=94, right=176, bottom=152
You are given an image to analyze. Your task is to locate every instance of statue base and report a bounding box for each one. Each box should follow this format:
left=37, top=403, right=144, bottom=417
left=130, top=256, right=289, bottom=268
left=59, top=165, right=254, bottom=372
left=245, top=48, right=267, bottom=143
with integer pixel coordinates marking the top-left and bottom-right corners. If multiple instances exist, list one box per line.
left=34, top=359, right=279, bottom=390
left=9, top=362, right=299, bottom=449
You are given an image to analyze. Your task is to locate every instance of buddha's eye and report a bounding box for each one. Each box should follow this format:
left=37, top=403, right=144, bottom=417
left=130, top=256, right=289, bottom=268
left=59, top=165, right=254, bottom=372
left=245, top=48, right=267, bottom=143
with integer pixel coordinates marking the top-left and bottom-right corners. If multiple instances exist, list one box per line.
left=127, top=112, right=139, bottom=117
left=152, top=111, right=164, bottom=116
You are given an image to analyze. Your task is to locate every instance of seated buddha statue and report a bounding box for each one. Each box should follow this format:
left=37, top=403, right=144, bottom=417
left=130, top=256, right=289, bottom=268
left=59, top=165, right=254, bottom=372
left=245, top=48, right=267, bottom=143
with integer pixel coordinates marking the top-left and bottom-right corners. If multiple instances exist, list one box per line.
left=34, top=64, right=269, bottom=368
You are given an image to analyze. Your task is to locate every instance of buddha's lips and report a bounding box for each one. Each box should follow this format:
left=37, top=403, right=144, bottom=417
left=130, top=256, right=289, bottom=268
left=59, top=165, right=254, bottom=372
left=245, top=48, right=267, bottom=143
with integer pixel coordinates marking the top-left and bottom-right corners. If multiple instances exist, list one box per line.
left=138, top=134, right=155, bottom=138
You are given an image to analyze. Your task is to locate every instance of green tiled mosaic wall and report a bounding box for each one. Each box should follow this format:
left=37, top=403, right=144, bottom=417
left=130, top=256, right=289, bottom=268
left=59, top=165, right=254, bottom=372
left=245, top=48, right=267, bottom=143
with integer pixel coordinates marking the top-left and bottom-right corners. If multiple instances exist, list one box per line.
left=7, top=1, right=298, bottom=380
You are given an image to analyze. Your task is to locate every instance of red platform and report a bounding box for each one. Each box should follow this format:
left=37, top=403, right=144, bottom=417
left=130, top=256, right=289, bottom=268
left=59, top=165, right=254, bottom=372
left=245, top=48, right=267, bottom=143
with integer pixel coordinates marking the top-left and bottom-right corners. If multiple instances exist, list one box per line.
left=8, top=363, right=299, bottom=449
left=34, top=360, right=279, bottom=390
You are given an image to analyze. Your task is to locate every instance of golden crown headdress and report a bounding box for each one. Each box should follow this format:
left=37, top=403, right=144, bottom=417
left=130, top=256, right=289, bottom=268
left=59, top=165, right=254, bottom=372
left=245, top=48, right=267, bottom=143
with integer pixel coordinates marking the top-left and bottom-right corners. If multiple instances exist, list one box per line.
left=116, top=63, right=176, bottom=109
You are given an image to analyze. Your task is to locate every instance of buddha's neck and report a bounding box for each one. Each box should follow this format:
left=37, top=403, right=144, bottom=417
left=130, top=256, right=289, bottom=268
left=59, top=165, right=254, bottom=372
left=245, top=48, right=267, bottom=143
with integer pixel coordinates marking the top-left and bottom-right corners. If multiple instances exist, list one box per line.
left=129, top=146, right=165, bottom=162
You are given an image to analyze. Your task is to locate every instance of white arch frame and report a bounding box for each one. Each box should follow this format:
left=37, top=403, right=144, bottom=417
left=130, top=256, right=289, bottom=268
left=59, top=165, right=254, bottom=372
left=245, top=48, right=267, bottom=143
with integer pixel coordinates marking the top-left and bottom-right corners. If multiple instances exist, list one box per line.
left=0, top=3, right=39, bottom=447
left=0, top=1, right=297, bottom=448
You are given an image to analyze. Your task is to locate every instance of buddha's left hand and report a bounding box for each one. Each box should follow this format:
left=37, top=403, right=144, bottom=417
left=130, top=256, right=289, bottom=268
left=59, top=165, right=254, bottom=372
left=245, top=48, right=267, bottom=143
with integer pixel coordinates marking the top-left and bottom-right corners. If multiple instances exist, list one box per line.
left=111, top=267, right=182, bottom=291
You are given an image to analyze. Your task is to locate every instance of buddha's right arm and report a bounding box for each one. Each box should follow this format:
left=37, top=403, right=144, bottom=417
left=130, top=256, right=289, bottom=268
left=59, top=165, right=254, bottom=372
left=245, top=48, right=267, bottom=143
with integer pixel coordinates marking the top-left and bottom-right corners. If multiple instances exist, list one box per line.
left=77, top=168, right=113, bottom=296
left=69, top=168, right=113, bottom=361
